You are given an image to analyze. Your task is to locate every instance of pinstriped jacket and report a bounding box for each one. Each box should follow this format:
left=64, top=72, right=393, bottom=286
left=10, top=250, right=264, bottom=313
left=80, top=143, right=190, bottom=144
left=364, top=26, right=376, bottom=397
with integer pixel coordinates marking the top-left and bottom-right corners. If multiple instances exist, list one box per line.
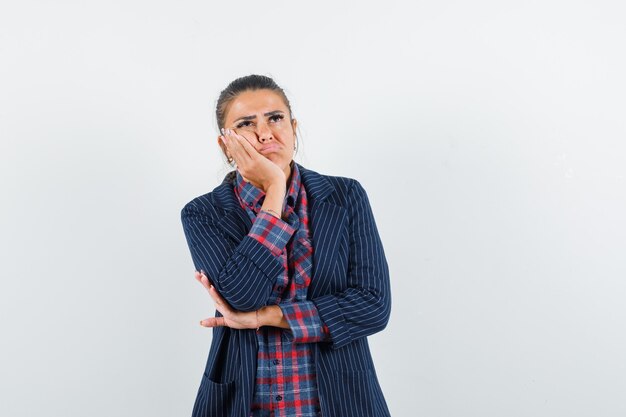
left=180, top=162, right=392, bottom=417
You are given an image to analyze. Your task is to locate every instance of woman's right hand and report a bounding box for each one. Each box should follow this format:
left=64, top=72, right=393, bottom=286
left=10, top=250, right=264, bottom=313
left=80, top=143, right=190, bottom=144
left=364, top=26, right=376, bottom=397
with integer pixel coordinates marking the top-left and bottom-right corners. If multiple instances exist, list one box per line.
left=220, top=127, right=285, bottom=192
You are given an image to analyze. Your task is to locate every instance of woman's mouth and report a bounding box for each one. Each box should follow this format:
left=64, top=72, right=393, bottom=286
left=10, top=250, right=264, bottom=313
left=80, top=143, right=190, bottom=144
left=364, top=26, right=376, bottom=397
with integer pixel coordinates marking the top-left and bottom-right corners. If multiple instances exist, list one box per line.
left=260, top=144, right=281, bottom=154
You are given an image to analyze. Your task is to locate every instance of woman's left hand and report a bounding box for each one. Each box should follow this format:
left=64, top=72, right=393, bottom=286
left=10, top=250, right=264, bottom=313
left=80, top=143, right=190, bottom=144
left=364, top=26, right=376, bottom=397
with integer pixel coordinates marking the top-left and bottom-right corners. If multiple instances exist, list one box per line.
left=194, top=270, right=260, bottom=330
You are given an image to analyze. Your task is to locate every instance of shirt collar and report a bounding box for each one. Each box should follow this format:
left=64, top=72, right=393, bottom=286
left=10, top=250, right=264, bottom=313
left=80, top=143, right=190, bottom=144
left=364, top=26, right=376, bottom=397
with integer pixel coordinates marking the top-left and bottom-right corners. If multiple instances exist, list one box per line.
left=234, top=160, right=300, bottom=213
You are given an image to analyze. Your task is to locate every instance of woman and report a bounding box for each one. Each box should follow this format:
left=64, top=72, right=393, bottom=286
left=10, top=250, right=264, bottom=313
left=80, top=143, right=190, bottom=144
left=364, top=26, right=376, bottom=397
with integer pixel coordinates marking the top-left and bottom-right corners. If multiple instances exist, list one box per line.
left=181, top=74, right=392, bottom=417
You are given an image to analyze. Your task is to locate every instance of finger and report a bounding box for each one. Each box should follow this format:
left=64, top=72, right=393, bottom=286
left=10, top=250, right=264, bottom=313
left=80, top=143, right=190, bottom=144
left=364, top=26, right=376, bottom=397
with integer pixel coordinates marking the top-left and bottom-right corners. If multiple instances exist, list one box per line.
left=226, top=128, right=252, bottom=162
left=223, top=134, right=244, bottom=167
left=233, top=130, right=261, bottom=158
left=208, top=285, right=229, bottom=310
left=196, top=274, right=211, bottom=293
left=194, top=271, right=205, bottom=287
left=199, top=317, right=227, bottom=327
left=212, top=299, right=226, bottom=316
left=196, top=270, right=216, bottom=291
left=218, top=136, right=232, bottom=159
left=220, top=128, right=236, bottom=153
left=201, top=275, right=211, bottom=291
left=207, top=284, right=219, bottom=305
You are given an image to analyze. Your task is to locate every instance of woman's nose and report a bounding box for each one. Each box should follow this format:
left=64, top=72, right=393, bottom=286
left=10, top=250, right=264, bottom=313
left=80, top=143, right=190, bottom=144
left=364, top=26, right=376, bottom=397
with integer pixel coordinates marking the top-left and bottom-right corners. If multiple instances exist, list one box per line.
left=255, top=121, right=273, bottom=142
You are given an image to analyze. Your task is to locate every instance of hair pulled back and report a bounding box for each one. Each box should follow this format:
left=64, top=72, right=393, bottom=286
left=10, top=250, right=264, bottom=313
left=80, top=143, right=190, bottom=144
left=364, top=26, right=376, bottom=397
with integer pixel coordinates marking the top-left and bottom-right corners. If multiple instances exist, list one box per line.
left=215, top=74, right=294, bottom=131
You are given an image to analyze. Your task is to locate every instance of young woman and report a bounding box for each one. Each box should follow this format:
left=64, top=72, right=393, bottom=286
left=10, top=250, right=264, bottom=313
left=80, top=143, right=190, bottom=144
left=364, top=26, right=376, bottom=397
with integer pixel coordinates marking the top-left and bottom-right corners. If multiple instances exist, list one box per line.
left=181, top=74, right=392, bottom=417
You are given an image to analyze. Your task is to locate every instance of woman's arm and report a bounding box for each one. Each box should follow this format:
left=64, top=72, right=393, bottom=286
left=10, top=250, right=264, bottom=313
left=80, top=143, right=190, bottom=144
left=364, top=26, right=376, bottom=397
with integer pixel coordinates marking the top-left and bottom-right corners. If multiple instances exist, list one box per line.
left=308, top=179, right=391, bottom=350
left=263, top=303, right=331, bottom=343
left=181, top=197, right=297, bottom=312
left=198, top=296, right=331, bottom=343
left=189, top=225, right=332, bottom=342
left=196, top=274, right=290, bottom=330
left=196, top=278, right=328, bottom=341
left=259, top=305, right=290, bottom=329
left=261, top=179, right=391, bottom=349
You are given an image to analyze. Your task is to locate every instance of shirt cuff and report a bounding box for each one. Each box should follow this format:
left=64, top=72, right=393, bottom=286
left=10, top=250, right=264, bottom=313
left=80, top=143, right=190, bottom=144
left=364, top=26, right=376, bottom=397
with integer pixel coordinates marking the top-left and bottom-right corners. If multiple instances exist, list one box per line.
left=248, top=210, right=297, bottom=256
left=279, top=301, right=331, bottom=344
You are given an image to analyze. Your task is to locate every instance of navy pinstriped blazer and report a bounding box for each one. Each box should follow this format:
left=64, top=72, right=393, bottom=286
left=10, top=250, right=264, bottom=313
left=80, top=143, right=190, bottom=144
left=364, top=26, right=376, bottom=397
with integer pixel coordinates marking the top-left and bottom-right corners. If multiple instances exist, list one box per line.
left=180, top=162, right=392, bottom=417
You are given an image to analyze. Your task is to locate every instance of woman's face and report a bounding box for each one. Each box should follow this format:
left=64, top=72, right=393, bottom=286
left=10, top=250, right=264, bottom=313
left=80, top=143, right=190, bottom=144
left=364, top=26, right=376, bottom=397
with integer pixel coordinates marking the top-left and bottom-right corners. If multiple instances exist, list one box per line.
left=220, top=89, right=297, bottom=177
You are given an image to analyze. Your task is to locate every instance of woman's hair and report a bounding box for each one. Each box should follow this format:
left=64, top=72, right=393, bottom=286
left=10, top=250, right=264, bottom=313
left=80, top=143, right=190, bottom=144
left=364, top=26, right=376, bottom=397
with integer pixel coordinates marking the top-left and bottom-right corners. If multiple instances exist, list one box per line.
left=216, top=74, right=294, bottom=130
left=215, top=74, right=300, bottom=166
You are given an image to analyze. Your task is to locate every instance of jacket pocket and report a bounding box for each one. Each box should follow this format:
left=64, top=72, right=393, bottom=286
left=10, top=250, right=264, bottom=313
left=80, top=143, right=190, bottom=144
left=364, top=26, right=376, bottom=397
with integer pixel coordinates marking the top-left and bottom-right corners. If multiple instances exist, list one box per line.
left=191, top=372, right=237, bottom=417
left=331, top=368, right=377, bottom=417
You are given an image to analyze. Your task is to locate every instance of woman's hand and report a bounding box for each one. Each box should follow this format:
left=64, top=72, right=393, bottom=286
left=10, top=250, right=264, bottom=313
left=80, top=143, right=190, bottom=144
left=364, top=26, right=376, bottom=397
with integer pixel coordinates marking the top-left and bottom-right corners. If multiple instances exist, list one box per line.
left=195, top=270, right=261, bottom=330
left=220, top=128, right=285, bottom=192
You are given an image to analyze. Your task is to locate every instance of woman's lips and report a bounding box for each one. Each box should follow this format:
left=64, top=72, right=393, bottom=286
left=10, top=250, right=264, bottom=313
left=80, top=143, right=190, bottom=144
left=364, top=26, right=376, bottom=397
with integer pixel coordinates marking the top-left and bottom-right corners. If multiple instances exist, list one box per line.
left=259, top=144, right=281, bottom=154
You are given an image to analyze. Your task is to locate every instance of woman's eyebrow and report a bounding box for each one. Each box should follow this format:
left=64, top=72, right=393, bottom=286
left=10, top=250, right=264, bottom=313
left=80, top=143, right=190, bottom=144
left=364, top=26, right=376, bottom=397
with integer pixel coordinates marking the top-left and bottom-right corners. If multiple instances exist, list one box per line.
left=233, top=110, right=284, bottom=123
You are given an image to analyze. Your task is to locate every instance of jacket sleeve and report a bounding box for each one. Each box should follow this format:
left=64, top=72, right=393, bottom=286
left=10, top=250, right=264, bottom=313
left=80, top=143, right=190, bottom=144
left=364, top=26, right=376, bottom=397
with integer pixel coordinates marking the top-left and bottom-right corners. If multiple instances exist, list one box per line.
left=180, top=201, right=296, bottom=312
left=310, top=179, right=392, bottom=350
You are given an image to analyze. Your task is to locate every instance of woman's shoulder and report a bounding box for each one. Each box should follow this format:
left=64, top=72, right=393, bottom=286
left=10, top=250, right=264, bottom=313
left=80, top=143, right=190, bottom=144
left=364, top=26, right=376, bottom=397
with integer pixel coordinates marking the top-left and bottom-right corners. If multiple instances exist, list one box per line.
left=298, top=164, right=367, bottom=207
left=325, top=174, right=369, bottom=206
left=298, top=162, right=361, bottom=190
left=180, top=192, right=220, bottom=225
left=180, top=172, right=236, bottom=221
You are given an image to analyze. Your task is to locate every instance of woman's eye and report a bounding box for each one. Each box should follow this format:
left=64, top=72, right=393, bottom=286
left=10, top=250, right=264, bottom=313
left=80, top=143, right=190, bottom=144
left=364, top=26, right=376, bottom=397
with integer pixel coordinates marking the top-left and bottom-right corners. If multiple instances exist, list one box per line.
left=236, top=121, right=252, bottom=128
left=235, top=114, right=283, bottom=129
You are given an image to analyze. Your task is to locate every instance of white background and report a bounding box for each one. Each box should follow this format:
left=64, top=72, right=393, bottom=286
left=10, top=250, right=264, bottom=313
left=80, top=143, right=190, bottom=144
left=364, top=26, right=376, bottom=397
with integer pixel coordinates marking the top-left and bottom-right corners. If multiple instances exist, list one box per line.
left=1, top=1, right=625, bottom=416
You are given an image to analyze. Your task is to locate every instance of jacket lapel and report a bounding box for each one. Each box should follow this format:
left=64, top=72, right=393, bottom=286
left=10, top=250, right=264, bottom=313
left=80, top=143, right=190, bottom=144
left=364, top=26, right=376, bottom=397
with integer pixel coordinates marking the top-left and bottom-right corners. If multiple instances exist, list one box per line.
left=210, top=162, right=346, bottom=298
left=300, top=164, right=347, bottom=298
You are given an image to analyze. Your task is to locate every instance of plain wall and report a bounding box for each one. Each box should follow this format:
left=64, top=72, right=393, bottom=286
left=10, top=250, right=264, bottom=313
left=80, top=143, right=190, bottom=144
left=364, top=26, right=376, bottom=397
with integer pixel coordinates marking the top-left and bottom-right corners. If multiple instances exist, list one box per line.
left=1, top=1, right=625, bottom=416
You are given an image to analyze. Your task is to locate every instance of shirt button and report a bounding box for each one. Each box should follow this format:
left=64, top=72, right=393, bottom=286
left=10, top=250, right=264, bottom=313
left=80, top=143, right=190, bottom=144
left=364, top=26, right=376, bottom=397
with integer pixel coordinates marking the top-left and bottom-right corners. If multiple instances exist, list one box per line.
left=273, top=359, right=280, bottom=365
left=275, top=395, right=282, bottom=401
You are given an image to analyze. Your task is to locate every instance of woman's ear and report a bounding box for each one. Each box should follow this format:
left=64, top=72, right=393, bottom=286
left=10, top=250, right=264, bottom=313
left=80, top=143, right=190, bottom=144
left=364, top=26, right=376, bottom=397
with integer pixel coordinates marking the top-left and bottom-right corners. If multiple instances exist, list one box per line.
left=291, top=117, right=298, bottom=133
left=217, top=135, right=230, bottom=158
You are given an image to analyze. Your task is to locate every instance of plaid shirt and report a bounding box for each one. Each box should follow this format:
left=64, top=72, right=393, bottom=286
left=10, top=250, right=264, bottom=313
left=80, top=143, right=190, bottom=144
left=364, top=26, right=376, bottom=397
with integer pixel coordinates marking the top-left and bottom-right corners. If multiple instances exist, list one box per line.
left=232, top=161, right=330, bottom=417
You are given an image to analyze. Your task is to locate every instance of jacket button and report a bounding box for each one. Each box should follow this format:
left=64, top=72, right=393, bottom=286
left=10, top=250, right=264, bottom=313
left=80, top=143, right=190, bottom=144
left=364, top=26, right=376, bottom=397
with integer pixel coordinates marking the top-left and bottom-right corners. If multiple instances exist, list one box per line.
left=275, top=395, right=282, bottom=401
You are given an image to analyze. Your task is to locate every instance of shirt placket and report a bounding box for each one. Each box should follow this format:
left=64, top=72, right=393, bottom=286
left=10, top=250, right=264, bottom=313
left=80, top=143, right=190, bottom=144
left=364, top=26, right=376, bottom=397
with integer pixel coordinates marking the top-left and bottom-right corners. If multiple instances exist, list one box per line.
left=235, top=167, right=319, bottom=417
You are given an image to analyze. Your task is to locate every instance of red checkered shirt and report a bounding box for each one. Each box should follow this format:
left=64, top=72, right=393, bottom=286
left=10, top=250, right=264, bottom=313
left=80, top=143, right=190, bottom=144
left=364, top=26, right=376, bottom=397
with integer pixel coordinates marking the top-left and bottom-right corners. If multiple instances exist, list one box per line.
left=232, top=161, right=330, bottom=417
